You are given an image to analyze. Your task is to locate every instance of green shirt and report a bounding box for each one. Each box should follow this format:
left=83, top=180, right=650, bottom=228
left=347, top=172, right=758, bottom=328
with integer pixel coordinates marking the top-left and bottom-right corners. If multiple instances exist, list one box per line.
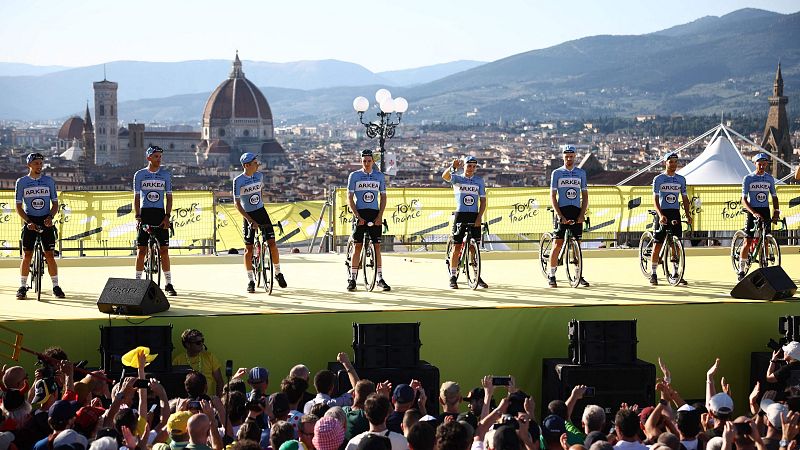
left=343, top=406, right=369, bottom=442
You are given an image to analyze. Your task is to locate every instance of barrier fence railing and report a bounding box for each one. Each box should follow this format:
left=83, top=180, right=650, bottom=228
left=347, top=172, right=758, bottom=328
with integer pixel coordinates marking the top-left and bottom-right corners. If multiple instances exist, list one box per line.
left=1, top=186, right=798, bottom=257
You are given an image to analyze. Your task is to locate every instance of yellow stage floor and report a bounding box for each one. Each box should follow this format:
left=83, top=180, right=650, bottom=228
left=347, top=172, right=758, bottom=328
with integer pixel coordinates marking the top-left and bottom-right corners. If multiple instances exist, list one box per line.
left=2, top=247, right=798, bottom=321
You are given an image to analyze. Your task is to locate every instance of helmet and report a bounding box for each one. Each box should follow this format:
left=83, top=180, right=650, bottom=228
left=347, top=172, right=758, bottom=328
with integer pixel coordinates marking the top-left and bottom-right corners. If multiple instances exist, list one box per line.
left=239, top=152, right=257, bottom=165
left=26, top=153, right=44, bottom=164
left=360, top=149, right=374, bottom=158
left=664, top=151, right=679, bottom=161
left=145, top=146, right=164, bottom=157
left=561, top=145, right=576, bottom=154
left=753, top=152, right=770, bottom=163
left=464, top=155, right=478, bottom=164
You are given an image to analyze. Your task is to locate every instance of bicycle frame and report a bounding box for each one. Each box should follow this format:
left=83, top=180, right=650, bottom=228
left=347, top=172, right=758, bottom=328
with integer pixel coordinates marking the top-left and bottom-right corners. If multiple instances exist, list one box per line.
left=250, top=224, right=273, bottom=294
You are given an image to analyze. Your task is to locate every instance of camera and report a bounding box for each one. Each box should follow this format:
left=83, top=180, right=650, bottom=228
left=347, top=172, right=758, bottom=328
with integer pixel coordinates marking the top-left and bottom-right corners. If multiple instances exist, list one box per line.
left=734, top=422, right=752, bottom=435
left=768, top=338, right=783, bottom=352
left=583, top=387, right=595, bottom=398
left=492, top=414, right=519, bottom=430
left=188, top=401, right=202, bottom=410
left=492, top=376, right=511, bottom=386
left=246, top=390, right=266, bottom=411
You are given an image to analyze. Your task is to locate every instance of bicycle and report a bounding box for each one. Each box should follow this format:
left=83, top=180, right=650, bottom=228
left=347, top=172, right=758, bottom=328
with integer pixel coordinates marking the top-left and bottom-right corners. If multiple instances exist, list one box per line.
left=251, top=223, right=274, bottom=295
left=444, top=222, right=481, bottom=290
left=538, top=207, right=588, bottom=288
left=139, top=223, right=173, bottom=287
left=23, top=225, right=49, bottom=302
left=345, top=219, right=387, bottom=292
left=730, top=215, right=785, bottom=277
left=637, top=210, right=690, bottom=286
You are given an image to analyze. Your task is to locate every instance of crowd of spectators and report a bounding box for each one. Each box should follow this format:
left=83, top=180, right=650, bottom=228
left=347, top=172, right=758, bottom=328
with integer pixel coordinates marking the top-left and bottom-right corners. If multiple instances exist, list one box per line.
left=2, top=329, right=800, bottom=450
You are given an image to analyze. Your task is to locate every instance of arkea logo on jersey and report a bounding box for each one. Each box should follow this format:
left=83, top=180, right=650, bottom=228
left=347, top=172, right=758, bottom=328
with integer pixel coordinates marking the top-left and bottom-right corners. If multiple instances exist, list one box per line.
left=750, top=182, right=771, bottom=191
left=248, top=194, right=261, bottom=205
left=31, top=198, right=45, bottom=210
left=558, top=178, right=582, bottom=188
left=23, top=187, right=50, bottom=198
left=146, top=191, right=161, bottom=203
left=660, top=184, right=681, bottom=193
left=363, top=192, right=375, bottom=203
left=355, top=181, right=380, bottom=191
left=456, top=184, right=480, bottom=194
left=141, top=179, right=165, bottom=190
left=565, top=188, right=578, bottom=200
left=241, top=183, right=262, bottom=196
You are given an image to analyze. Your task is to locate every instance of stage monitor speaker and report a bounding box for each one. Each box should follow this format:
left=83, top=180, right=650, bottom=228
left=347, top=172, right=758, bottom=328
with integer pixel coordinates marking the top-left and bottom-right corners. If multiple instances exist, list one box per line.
left=329, top=361, right=440, bottom=416
left=730, top=267, right=796, bottom=300
left=542, top=358, right=655, bottom=424
left=97, top=278, right=170, bottom=315
left=99, top=325, right=174, bottom=374
left=353, top=323, right=420, bottom=346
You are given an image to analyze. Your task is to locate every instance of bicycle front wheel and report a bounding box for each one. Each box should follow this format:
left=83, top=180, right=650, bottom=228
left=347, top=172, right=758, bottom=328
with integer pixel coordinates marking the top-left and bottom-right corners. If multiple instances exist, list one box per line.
left=565, top=239, right=583, bottom=288
left=34, top=246, right=43, bottom=301
left=730, top=230, right=747, bottom=273
left=538, top=233, right=553, bottom=279
left=362, top=240, right=378, bottom=292
left=148, top=240, right=161, bottom=286
left=253, top=240, right=263, bottom=287
left=445, top=238, right=456, bottom=278
left=465, top=239, right=481, bottom=290
left=664, top=237, right=685, bottom=286
left=763, top=235, right=781, bottom=268
left=263, top=244, right=274, bottom=295
left=345, top=239, right=355, bottom=278
left=638, top=231, right=655, bottom=278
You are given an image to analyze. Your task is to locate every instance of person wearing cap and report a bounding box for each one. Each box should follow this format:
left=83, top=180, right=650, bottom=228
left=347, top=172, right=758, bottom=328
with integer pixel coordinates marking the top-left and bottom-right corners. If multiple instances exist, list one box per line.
left=346, top=149, right=390, bottom=292
left=32, top=400, right=80, bottom=450
left=167, top=411, right=192, bottom=449
left=442, top=155, right=488, bottom=289
left=15, top=152, right=64, bottom=300
left=548, top=145, right=590, bottom=288
left=766, top=341, right=800, bottom=392
left=649, top=151, right=692, bottom=286
left=386, top=383, right=426, bottom=434
left=737, top=152, right=780, bottom=281
left=133, top=145, right=177, bottom=296
left=234, top=152, right=288, bottom=293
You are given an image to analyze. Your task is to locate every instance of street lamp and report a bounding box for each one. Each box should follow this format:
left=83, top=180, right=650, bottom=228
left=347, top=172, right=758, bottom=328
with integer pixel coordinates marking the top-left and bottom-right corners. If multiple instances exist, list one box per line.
left=352, top=89, right=408, bottom=174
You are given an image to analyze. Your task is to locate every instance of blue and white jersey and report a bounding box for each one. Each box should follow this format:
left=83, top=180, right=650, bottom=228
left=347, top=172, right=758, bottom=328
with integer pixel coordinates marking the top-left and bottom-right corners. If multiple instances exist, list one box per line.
left=742, top=172, right=777, bottom=208
left=133, top=167, right=172, bottom=209
left=449, top=174, right=486, bottom=213
left=233, top=172, right=265, bottom=212
left=550, top=166, right=587, bottom=208
left=652, top=173, right=687, bottom=210
left=347, top=169, right=386, bottom=210
left=15, top=175, right=57, bottom=217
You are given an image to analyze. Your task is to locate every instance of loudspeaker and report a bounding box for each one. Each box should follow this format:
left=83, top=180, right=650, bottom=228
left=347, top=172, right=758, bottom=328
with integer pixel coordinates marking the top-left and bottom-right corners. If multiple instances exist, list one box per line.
left=731, top=267, right=796, bottom=300
left=97, top=278, right=170, bottom=315
left=352, top=323, right=422, bottom=368
left=542, top=358, right=655, bottom=424
left=99, top=325, right=174, bottom=374
left=329, top=361, right=440, bottom=415
left=568, top=320, right=638, bottom=364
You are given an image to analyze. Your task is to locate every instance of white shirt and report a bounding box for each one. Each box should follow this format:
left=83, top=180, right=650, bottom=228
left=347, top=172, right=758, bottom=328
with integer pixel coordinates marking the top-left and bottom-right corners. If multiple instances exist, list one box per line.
left=346, top=430, right=408, bottom=450
left=615, top=440, right=650, bottom=450
left=303, top=392, right=354, bottom=414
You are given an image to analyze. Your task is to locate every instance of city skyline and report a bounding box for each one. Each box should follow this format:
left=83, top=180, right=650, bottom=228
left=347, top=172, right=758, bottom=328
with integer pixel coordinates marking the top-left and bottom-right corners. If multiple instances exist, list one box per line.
left=1, top=0, right=798, bottom=72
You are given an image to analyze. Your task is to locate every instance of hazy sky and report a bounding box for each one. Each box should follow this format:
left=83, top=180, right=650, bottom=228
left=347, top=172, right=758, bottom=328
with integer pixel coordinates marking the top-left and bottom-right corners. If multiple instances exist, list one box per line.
left=1, top=0, right=797, bottom=72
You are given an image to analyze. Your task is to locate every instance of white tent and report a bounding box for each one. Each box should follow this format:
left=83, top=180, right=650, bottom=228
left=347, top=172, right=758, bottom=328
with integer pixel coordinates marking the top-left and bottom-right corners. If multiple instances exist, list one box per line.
left=60, top=138, right=84, bottom=161
left=677, top=135, right=754, bottom=185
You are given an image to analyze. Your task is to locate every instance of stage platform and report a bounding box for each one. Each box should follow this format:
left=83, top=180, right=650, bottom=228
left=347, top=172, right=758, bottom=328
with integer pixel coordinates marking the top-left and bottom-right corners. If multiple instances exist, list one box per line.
left=1, top=248, right=798, bottom=412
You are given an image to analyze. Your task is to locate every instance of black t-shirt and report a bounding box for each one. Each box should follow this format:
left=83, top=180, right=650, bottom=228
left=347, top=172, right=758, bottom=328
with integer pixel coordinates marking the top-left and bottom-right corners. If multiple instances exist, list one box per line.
left=773, top=361, right=800, bottom=399
left=386, top=410, right=404, bottom=434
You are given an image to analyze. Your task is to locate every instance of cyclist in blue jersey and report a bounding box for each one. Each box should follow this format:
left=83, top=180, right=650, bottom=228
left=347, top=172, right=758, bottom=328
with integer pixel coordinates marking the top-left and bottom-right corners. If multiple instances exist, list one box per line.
left=15, top=153, right=65, bottom=299
left=548, top=145, right=590, bottom=288
left=649, top=152, right=692, bottom=286
left=234, top=152, right=288, bottom=293
left=738, top=152, right=781, bottom=281
left=346, top=149, right=390, bottom=292
left=442, top=155, right=488, bottom=289
left=133, top=146, right=177, bottom=296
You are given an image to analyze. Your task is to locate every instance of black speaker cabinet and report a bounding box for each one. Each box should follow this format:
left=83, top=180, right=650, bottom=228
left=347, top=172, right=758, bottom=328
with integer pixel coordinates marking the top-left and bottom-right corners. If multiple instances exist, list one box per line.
left=329, top=361, right=440, bottom=415
left=97, top=278, right=170, bottom=315
left=731, top=267, right=797, bottom=300
left=352, top=323, right=422, bottom=368
left=542, top=358, right=655, bottom=424
left=568, top=320, right=638, bottom=364
left=99, top=325, right=174, bottom=375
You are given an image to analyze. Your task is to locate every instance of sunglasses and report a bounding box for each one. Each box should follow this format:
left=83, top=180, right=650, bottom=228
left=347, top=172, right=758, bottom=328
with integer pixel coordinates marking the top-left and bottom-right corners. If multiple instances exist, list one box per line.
left=188, top=339, right=204, bottom=345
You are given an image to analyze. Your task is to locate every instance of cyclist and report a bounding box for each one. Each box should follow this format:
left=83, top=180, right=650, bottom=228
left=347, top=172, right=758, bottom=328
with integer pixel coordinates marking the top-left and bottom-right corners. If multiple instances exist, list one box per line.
left=133, top=146, right=177, bottom=296
left=649, top=151, right=692, bottom=286
left=15, top=153, right=65, bottom=299
left=346, top=149, right=390, bottom=292
left=442, top=155, right=488, bottom=289
left=234, top=152, right=288, bottom=293
left=548, top=145, right=590, bottom=288
left=737, top=152, right=780, bottom=281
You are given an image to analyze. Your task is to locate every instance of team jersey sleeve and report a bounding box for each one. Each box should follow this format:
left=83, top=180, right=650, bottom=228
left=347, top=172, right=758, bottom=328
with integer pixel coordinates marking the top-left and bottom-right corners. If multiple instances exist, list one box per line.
left=741, top=175, right=749, bottom=199
left=652, top=175, right=659, bottom=194
left=550, top=171, right=558, bottom=191
left=14, top=178, right=23, bottom=204
left=580, top=171, right=588, bottom=191
left=232, top=177, right=239, bottom=200
left=379, top=174, right=386, bottom=193
left=133, top=171, right=141, bottom=195
left=347, top=173, right=355, bottom=193
left=479, top=179, right=486, bottom=197
left=48, top=178, right=58, bottom=201
left=165, top=171, right=173, bottom=194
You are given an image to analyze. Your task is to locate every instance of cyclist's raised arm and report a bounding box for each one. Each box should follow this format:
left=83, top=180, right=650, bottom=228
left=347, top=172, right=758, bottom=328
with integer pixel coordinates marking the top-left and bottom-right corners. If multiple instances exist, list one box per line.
left=442, top=159, right=460, bottom=182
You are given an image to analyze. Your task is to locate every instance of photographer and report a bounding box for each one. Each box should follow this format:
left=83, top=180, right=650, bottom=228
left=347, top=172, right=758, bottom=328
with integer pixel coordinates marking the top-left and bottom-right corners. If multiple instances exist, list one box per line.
left=766, top=342, right=800, bottom=398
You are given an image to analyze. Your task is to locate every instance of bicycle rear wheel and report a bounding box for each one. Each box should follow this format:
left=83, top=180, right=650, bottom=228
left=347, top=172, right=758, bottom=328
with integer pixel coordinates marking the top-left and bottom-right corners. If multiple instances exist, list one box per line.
left=362, top=240, right=378, bottom=291
left=148, top=240, right=161, bottom=286
left=538, top=233, right=553, bottom=279
left=638, top=231, right=655, bottom=278
left=664, top=237, right=685, bottom=286
left=263, top=243, right=274, bottom=295
left=345, top=239, right=355, bottom=277
left=252, top=240, right=263, bottom=287
left=34, top=245, right=43, bottom=301
left=565, top=239, right=583, bottom=288
left=445, top=238, right=456, bottom=278
left=730, top=230, right=747, bottom=273
left=465, top=238, right=481, bottom=290
left=763, top=235, right=781, bottom=268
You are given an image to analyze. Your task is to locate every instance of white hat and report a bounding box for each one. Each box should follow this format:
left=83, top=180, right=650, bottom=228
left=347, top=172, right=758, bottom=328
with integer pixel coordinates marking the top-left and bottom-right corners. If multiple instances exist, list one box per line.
left=0, top=432, right=15, bottom=450
left=708, top=393, right=734, bottom=415
left=783, top=341, right=800, bottom=361
left=761, top=399, right=789, bottom=429
left=53, top=429, right=89, bottom=449
left=677, top=404, right=696, bottom=412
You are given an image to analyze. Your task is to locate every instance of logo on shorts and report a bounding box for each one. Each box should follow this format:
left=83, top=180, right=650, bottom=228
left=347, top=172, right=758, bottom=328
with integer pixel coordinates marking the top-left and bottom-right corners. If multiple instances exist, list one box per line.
left=565, top=188, right=578, bottom=200
left=31, top=198, right=45, bottom=210
left=665, top=194, right=677, bottom=204
left=363, top=192, right=375, bottom=204
left=249, top=194, right=261, bottom=205
left=756, top=192, right=767, bottom=203
left=146, top=191, right=161, bottom=203
left=463, top=195, right=475, bottom=206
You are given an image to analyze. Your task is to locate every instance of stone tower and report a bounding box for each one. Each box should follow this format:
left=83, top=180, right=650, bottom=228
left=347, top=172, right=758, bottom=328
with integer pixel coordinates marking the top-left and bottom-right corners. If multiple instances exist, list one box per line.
left=93, top=77, right=119, bottom=166
left=128, top=123, right=146, bottom=169
left=761, top=63, right=792, bottom=179
left=81, top=102, right=95, bottom=167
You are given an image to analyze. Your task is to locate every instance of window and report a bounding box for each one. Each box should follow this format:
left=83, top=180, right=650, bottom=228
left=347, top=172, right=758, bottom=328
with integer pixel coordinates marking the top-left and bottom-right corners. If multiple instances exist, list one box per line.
left=99, top=105, right=105, bottom=116
left=169, top=143, right=175, bottom=149
left=243, top=129, right=250, bottom=137
left=219, top=128, right=226, bottom=137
